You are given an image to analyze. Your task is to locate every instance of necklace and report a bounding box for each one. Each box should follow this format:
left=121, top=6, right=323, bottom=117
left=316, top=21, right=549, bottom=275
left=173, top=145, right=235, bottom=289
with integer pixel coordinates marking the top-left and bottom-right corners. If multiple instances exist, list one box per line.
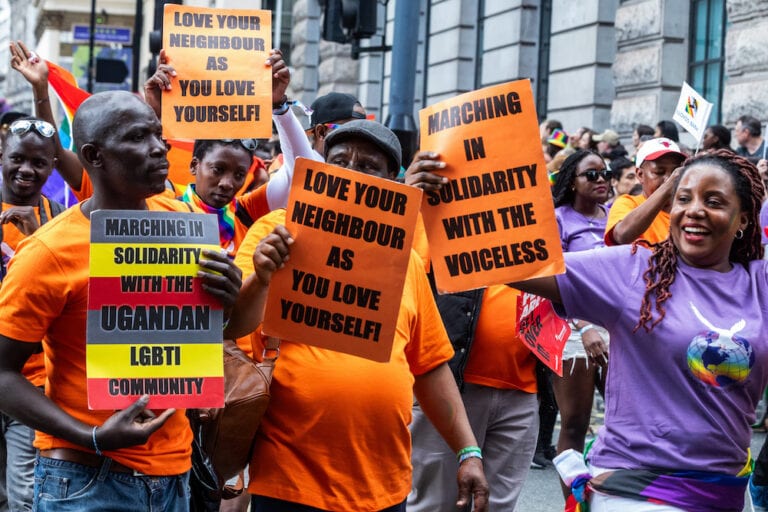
left=573, top=205, right=605, bottom=226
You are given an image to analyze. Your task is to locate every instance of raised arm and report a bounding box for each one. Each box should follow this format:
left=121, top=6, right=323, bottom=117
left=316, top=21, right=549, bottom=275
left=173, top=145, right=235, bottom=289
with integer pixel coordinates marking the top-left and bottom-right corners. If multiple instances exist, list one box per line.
left=143, top=49, right=176, bottom=119
left=9, top=41, right=85, bottom=190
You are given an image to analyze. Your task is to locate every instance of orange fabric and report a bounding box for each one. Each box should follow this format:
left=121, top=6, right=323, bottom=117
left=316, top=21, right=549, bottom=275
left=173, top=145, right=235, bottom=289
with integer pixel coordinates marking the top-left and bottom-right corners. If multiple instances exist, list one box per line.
left=232, top=185, right=270, bottom=252
left=0, top=196, right=195, bottom=475
left=74, top=172, right=180, bottom=202
left=604, top=193, right=670, bottom=246
left=463, top=285, right=537, bottom=392
left=0, top=200, right=59, bottom=387
left=234, top=209, right=453, bottom=511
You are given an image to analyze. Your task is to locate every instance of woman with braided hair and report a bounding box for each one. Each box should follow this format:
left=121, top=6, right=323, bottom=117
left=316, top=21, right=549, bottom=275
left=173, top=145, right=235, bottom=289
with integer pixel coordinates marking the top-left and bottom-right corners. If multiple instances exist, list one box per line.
left=511, top=149, right=768, bottom=511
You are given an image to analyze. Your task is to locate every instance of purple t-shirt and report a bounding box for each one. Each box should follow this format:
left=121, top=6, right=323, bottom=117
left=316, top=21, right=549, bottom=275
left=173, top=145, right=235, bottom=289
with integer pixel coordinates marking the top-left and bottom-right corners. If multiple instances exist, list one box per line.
left=556, top=245, right=768, bottom=474
left=760, top=200, right=768, bottom=245
left=556, top=204, right=607, bottom=252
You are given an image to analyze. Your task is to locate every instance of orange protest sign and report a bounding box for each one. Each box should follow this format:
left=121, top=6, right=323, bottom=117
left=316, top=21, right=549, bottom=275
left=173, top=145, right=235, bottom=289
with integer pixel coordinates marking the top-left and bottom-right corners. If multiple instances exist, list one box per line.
left=262, top=158, right=422, bottom=362
left=418, top=80, right=564, bottom=292
left=161, top=5, right=272, bottom=139
left=516, top=292, right=571, bottom=376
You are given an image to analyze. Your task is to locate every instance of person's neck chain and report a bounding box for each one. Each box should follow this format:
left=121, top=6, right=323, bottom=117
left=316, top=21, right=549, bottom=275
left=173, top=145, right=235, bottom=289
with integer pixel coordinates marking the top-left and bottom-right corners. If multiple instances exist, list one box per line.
left=575, top=205, right=604, bottom=226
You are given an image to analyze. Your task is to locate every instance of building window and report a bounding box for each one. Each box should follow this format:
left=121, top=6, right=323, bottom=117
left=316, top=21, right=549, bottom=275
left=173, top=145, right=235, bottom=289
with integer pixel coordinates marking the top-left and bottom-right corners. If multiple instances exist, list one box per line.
left=688, top=0, right=726, bottom=123
left=263, top=0, right=295, bottom=64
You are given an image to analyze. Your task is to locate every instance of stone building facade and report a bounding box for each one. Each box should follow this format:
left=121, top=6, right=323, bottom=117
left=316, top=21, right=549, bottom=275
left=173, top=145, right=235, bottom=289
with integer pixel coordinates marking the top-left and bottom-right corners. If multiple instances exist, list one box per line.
left=2, top=0, right=767, bottom=151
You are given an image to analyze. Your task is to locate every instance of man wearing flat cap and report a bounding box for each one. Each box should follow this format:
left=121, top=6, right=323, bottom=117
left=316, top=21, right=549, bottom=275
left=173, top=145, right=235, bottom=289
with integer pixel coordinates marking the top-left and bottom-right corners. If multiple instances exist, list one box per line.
left=226, top=120, right=490, bottom=512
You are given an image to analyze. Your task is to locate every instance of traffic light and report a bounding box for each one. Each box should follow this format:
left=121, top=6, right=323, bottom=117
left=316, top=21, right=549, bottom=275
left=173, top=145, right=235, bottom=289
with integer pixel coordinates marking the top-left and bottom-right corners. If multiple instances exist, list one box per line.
left=96, top=58, right=129, bottom=83
left=322, top=0, right=377, bottom=43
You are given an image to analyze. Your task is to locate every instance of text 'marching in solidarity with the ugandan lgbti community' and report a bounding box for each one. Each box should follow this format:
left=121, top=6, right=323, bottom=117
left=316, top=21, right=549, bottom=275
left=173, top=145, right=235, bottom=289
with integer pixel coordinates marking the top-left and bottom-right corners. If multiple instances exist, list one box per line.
left=418, top=79, right=564, bottom=293
left=161, top=4, right=272, bottom=139
left=86, top=210, right=224, bottom=410
left=262, top=158, right=422, bottom=362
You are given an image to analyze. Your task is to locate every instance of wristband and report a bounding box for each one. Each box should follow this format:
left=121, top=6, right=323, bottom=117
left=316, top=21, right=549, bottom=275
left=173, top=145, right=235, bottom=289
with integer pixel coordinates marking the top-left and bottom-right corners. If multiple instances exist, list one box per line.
left=272, top=94, right=288, bottom=111
left=456, top=445, right=482, bottom=462
left=92, top=426, right=103, bottom=456
left=578, top=324, right=595, bottom=335
left=458, top=452, right=483, bottom=464
left=36, top=97, right=50, bottom=105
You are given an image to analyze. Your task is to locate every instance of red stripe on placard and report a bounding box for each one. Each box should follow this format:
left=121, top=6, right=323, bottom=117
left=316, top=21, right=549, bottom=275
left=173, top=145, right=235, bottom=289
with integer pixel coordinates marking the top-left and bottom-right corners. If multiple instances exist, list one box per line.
left=86, top=376, right=224, bottom=410
left=87, top=277, right=219, bottom=309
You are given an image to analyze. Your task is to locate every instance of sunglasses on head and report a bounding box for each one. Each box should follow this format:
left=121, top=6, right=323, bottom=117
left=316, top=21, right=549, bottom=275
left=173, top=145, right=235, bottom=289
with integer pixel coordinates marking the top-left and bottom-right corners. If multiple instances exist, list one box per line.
left=576, top=168, right=612, bottom=182
left=221, top=138, right=257, bottom=152
left=9, top=119, right=56, bottom=138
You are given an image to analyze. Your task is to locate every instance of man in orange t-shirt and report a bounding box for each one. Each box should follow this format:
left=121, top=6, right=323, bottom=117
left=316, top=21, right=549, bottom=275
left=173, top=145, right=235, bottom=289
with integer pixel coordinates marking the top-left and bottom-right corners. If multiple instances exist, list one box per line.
left=604, top=138, right=685, bottom=246
left=0, top=91, right=242, bottom=512
left=403, top=151, right=539, bottom=511
left=226, top=121, right=488, bottom=512
left=0, top=116, right=66, bottom=511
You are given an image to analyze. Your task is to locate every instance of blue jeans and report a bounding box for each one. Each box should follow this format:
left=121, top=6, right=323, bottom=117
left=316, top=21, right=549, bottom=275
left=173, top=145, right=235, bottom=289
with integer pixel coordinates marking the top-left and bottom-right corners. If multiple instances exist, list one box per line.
left=0, top=410, right=37, bottom=511
left=33, top=456, right=190, bottom=512
left=251, top=495, right=406, bottom=512
left=752, top=474, right=768, bottom=511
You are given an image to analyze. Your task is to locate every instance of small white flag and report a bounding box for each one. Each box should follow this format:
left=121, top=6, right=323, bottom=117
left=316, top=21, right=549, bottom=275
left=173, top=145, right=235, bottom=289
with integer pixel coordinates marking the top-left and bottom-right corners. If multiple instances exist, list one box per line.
left=673, top=82, right=713, bottom=143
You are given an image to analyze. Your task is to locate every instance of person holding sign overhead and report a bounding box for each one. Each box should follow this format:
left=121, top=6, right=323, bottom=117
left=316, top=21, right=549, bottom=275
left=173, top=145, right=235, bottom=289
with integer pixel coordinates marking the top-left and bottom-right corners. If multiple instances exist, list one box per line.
left=0, top=90, right=242, bottom=512
left=227, top=120, right=489, bottom=512
left=509, top=150, right=768, bottom=511
left=403, top=150, right=539, bottom=511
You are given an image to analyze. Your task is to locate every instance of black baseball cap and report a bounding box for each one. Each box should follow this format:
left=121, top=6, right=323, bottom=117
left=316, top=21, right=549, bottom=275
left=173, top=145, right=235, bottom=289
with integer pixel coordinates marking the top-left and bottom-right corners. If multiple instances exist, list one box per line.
left=309, top=93, right=365, bottom=128
left=0, top=111, right=27, bottom=128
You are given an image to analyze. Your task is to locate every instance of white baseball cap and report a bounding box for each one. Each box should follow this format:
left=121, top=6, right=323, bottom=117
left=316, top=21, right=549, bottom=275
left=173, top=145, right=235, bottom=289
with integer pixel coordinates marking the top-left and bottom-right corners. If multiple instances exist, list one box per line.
left=635, top=137, right=686, bottom=167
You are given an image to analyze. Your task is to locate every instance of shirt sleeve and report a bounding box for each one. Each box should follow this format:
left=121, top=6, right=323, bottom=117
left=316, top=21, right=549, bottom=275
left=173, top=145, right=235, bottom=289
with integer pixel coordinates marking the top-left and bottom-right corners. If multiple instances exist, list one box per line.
left=402, top=252, right=454, bottom=375
left=604, top=194, right=636, bottom=246
left=0, top=237, right=69, bottom=342
left=554, top=245, right=645, bottom=329
left=267, top=109, right=322, bottom=210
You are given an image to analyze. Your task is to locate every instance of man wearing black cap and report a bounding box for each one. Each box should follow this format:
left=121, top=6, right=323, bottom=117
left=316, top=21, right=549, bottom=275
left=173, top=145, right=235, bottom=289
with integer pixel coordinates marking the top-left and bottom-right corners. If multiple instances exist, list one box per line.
left=0, top=111, right=27, bottom=147
left=306, top=92, right=367, bottom=158
left=227, top=119, right=489, bottom=512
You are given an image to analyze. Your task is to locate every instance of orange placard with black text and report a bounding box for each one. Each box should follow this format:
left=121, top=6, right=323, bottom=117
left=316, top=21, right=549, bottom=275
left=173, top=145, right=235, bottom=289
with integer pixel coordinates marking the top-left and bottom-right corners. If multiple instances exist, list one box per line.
left=161, top=4, right=272, bottom=139
left=418, top=80, right=564, bottom=292
left=262, top=158, right=422, bottom=362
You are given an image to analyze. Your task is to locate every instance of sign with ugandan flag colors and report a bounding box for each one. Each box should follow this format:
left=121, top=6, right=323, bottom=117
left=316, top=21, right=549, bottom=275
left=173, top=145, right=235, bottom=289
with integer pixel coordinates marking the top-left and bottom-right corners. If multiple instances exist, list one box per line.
left=418, top=79, right=564, bottom=293
left=86, top=210, right=223, bottom=409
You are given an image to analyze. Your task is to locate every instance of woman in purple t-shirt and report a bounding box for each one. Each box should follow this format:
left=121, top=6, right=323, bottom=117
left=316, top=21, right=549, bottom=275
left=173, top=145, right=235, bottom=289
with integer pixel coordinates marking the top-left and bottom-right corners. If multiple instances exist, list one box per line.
left=550, top=150, right=611, bottom=497
left=512, top=150, right=768, bottom=511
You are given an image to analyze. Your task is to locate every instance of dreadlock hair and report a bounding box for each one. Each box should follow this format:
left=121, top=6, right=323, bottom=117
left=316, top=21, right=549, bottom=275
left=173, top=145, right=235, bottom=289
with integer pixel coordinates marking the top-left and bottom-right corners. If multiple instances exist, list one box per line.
left=634, top=149, right=765, bottom=333
left=551, top=149, right=602, bottom=207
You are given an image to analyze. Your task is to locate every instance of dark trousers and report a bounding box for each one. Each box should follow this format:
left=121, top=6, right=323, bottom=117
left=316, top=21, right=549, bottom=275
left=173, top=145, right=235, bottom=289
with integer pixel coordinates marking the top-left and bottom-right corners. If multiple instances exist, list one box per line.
left=535, top=362, right=558, bottom=451
left=252, top=496, right=406, bottom=512
left=755, top=436, right=768, bottom=485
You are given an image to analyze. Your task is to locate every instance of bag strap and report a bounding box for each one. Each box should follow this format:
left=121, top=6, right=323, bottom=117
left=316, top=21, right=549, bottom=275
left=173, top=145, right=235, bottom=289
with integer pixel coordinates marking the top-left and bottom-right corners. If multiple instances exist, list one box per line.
left=262, top=336, right=280, bottom=363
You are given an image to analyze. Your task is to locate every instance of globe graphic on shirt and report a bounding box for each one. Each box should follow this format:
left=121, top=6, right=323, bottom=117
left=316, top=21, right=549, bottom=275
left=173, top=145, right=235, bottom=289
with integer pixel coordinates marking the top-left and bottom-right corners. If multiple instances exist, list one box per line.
left=687, top=330, right=754, bottom=387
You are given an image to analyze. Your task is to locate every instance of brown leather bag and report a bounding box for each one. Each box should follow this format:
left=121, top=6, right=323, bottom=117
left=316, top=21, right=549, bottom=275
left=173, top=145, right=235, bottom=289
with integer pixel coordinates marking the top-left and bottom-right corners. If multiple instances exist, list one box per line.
left=188, top=337, right=279, bottom=504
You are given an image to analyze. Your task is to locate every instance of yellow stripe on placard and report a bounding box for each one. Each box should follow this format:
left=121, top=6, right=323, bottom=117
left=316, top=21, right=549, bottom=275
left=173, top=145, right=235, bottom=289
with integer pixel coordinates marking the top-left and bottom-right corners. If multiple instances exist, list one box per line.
left=86, top=343, right=223, bottom=378
left=89, top=243, right=221, bottom=277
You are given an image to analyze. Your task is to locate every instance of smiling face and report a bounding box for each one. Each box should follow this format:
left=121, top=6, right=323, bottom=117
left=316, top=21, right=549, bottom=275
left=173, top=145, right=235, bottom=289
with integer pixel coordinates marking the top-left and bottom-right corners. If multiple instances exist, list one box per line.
left=572, top=153, right=611, bottom=203
left=670, top=163, right=748, bottom=272
left=1, top=131, right=56, bottom=205
left=191, top=143, right=252, bottom=209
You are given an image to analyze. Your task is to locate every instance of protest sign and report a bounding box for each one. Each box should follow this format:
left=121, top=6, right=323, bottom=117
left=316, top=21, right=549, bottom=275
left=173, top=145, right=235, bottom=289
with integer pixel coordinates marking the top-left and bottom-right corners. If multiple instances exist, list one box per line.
left=672, top=81, right=713, bottom=143
left=516, top=292, right=571, bottom=376
left=418, top=80, right=564, bottom=293
left=161, top=4, right=272, bottom=139
left=86, top=210, right=223, bottom=409
left=262, top=158, right=422, bottom=362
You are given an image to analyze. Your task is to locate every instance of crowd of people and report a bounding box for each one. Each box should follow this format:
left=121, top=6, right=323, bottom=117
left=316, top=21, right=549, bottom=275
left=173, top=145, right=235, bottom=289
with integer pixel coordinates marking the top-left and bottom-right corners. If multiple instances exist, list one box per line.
left=1, top=31, right=768, bottom=512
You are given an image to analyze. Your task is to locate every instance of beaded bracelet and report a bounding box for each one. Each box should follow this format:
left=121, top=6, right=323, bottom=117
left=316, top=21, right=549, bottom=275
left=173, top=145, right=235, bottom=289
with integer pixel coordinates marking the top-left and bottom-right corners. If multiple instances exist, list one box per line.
left=92, top=426, right=103, bottom=456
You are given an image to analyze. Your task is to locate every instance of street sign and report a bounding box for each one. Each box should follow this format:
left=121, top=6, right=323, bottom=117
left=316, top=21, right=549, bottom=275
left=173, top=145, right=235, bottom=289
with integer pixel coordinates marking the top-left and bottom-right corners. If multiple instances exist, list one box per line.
left=73, top=25, right=133, bottom=44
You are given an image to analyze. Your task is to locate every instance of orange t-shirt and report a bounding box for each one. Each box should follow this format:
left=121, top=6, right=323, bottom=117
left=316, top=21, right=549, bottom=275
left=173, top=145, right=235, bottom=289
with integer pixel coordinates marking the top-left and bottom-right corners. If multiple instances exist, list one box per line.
left=604, top=193, right=670, bottom=246
left=462, top=285, right=537, bottom=392
left=232, top=186, right=270, bottom=252
left=1, top=199, right=62, bottom=387
left=0, top=196, right=196, bottom=475
left=234, top=209, right=454, bottom=511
